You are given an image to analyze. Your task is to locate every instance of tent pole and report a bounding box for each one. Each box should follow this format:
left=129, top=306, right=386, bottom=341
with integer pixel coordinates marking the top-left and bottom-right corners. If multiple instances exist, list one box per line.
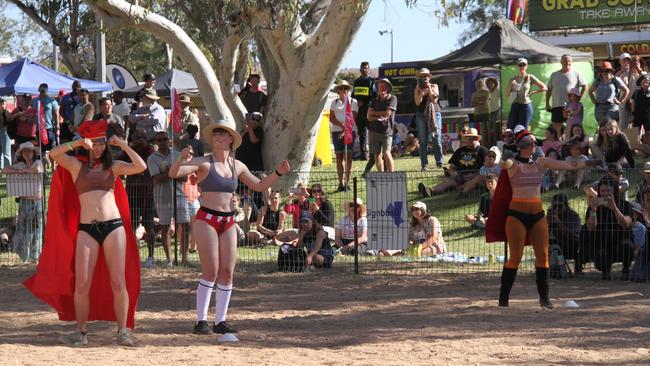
left=499, top=64, right=505, bottom=132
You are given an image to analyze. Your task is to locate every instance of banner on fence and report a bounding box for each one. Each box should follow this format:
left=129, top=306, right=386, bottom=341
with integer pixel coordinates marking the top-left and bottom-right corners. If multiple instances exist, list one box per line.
left=529, top=1, right=650, bottom=31
left=366, top=172, right=408, bottom=252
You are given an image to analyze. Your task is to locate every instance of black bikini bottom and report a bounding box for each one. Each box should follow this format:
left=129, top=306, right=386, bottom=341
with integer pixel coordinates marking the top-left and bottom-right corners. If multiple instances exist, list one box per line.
left=506, top=209, right=545, bottom=231
left=78, top=218, right=124, bottom=245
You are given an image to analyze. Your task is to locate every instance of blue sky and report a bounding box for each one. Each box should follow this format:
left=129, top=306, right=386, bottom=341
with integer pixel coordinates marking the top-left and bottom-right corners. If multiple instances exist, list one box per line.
left=341, top=0, right=466, bottom=69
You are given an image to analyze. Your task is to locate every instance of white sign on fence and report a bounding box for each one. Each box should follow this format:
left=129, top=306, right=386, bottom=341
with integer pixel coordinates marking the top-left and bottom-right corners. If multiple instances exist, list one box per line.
left=366, top=171, right=408, bottom=251
left=6, top=173, right=42, bottom=197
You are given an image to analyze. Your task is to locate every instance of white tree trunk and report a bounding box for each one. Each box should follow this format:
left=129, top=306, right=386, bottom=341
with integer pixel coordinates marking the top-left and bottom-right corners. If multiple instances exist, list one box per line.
left=89, top=0, right=233, bottom=123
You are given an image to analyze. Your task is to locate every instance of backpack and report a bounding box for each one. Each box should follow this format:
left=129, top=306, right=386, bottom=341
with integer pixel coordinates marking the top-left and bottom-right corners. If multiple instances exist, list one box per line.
left=277, top=243, right=306, bottom=272
left=549, top=243, right=571, bottom=279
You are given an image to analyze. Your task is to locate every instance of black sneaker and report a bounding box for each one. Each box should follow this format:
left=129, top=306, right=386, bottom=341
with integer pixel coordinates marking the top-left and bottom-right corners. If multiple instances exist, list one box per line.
left=213, top=321, right=238, bottom=334
left=418, top=183, right=431, bottom=198
left=193, top=320, right=211, bottom=335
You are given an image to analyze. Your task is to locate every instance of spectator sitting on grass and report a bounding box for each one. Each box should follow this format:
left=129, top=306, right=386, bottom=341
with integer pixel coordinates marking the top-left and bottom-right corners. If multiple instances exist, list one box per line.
left=634, top=162, right=650, bottom=203
left=465, top=173, right=497, bottom=229
left=418, top=128, right=487, bottom=198
left=247, top=190, right=287, bottom=246
left=232, top=193, right=253, bottom=246
left=334, top=198, right=368, bottom=255
left=307, top=183, right=335, bottom=227
left=554, top=139, right=588, bottom=190
left=408, top=201, right=446, bottom=256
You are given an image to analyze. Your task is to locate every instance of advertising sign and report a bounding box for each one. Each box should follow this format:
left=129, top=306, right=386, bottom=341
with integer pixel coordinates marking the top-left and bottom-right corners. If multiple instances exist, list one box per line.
left=529, top=1, right=650, bottom=31
left=366, top=172, right=409, bottom=252
left=565, top=44, right=610, bottom=59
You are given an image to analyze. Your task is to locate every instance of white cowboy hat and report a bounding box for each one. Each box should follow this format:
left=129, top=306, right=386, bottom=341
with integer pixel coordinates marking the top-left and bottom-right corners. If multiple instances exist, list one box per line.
left=202, top=118, right=242, bottom=149
left=15, top=141, right=40, bottom=156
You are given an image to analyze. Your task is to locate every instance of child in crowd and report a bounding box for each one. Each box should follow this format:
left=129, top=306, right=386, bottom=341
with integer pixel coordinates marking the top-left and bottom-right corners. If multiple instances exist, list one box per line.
left=554, top=140, right=588, bottom=189
left=562, top=124, right=589, bottom=157
left=479, top=149, right=501, bottom=180
left=564, top=88, right=583, bottom=138
left=541, top=126, right=563, bottom=159
left=465, top=174, right=497, bottom=229
left=403, top=133, right=420, bottom=157
left=500, top=128, right=517, bottom=153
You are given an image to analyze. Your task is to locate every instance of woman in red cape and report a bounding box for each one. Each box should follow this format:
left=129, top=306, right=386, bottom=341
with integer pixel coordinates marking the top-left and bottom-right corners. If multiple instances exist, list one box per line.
left=24, top=120, right=146, bottom=347
left=486, top=127, right=599, bottom=308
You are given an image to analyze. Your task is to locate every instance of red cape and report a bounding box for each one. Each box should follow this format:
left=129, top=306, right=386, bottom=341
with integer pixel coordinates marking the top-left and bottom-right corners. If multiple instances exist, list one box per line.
left=24, top=165, right=141, bottom=328
left=485, top=169, right=512, bottom=243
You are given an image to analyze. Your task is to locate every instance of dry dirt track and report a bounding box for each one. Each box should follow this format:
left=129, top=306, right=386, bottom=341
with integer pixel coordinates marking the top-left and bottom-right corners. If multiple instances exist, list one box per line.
left=1, top=266, right=649, bottom=366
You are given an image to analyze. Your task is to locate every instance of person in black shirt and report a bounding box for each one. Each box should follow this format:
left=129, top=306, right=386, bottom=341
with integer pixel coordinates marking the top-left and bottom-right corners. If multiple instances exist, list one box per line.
left=547, top=193, right=582, bottom=270
left=631, top=74, right=650, bottom=133
left=419, top=128, right=487, bottom=197
left=584, top=175, right=634, bottom=279
left=366, top=78, right=397, bottom=173
left=179, top=124, right=204, bottom=157
left=352, top=62, right=375, bottom=160
left=239, top=74, right=268, bottom=114
left=135, top=73, right=156, bottom=105
left=235, top=112, right=264, bottom=172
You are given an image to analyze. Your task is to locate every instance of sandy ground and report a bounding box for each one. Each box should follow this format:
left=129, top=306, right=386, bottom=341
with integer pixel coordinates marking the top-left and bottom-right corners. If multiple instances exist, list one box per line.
left=1, top=266, right=650, bottom=366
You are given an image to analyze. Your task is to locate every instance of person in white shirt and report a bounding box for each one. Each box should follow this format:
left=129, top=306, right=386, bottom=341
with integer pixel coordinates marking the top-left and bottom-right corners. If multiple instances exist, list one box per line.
left=329, top=80, right=358, bottom=192
left=129, top=89, right=167, bottom=142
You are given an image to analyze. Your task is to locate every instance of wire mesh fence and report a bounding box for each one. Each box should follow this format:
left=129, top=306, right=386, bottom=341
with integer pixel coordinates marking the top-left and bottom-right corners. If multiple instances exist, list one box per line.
left=1, top=164, right=649, bottom=281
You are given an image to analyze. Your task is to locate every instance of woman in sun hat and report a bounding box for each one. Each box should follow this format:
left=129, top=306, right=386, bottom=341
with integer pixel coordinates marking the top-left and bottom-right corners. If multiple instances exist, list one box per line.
left=589, top=60, right=629, bottom=123
left=24, top=120, right=147, bottom=347
left=170, top=118, right=290, bottom=339
left=3, top=141, right=43, bottom=262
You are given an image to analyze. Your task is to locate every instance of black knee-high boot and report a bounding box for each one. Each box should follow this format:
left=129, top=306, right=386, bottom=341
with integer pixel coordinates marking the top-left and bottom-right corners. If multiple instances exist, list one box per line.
left=536, top=267, right=554, bottom=309
left=499, top=267, right=518, bottom=307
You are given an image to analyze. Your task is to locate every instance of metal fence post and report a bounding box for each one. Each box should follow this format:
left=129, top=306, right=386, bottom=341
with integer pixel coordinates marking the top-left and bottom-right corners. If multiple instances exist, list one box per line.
left=353, top=177, right=359, bottom=275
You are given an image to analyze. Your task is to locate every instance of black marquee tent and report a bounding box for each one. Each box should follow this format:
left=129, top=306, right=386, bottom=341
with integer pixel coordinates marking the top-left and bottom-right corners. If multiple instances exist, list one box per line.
left=429, top=19, right=592, bottom=72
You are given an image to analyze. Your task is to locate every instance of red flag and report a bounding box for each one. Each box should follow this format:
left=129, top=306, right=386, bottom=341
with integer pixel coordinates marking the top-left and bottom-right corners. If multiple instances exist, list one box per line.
left=171, top=88, right=182, bottom=134
left=38, top=101, right=49, bottom=145
left=343, top=95, right=355, bottom=145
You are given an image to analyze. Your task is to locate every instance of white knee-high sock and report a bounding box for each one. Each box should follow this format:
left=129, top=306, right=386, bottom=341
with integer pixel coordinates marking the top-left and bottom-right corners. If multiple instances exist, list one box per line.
left=196, top=279, right=215, bottom=322
left=215, top=283, right=233, bottom=323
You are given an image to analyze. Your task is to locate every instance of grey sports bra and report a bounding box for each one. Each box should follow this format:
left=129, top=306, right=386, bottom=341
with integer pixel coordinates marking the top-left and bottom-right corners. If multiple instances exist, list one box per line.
left=199, top=155, right=238, bottom=193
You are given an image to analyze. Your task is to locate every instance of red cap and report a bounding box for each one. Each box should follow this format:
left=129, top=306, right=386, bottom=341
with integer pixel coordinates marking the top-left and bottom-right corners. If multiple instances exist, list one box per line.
left=77, top=120, right=108, bottom=140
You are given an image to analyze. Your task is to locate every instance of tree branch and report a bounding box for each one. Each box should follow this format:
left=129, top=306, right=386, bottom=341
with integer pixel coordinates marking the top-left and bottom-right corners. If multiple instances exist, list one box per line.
left=88, top=0, right=233, bottom=122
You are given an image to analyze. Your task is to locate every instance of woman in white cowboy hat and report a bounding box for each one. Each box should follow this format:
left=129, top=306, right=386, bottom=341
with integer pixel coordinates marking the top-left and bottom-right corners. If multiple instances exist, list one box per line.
left=329, top=79, right=358, bottom=191
left=3, top=141, right=43, bottom=262
left=170, top=118, right=290, bottom=339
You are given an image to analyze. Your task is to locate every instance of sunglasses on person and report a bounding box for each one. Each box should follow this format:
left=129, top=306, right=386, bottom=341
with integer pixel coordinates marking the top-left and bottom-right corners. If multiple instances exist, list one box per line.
left=156, top=137, right=169, bottom=142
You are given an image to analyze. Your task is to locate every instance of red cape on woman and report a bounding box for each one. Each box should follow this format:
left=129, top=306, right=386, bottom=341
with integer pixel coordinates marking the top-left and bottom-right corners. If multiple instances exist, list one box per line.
left=485, top=169, right=512, bottom=243
left=23, top=165, right=141, bottom=328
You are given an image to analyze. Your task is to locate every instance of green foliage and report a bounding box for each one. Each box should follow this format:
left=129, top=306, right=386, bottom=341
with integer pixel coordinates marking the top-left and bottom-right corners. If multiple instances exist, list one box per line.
left=433, top=0, right=506, bottom=46
left=105, top=28, right=173, bottom=80
left=0, top=1, right=50, bottom=61
left=335, top=70, right=359, bottom=85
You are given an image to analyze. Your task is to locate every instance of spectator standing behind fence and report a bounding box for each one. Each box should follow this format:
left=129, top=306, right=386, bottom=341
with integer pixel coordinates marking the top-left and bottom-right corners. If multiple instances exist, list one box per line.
left=506, top=58, right=547, bottom=131
left=3, top=142, right=43, bottom=262
left=130, top=89, right=166, bottom=142
left=486, top=77, right=501, bottom=125
left=589, top=61, right=629, bottom=123
left=630, top=74, right=650, bottom=146
left=93, top=97, right=125, bottom=141
left=418, top=128, right=487, bottom=197
left=546, top=54, right=587, bottom=140
left=135, top=73, right=156, bottom=105
left=334, top=198, right=368, bottom=255
left=147, top=131, right=190, bottom=267
left=631, top=193, right=650, bottom=282
left=59, top=81, right=80, bottom=143
left=414, top=68, right=443, bottom=170
left=585, top=175, right=633, bottom=280
left=239, top=73, right=268, bottom=115
left=353, top=62, right=375, bottom=161
left=72, top=89, right=95, bottom=134
left=180, top=124, right=204, bottom=158
left=11, top=95, right=36, bottom=146
left=366, top=78, right=397, bottom=173
left=0, top=98, right=12, bottom=169
left=465, top=173, right=497, bottom=229
left=179, top=94, right=200, bottom=137
left=169, top=118, right=290, bottom=337
left=284, top=185, right=309, bottom=229
left=472, top=78, right=491, bottom=125
left=408, top=201, right=445, bottom=257
left=31, top=83, right=59, bottom=153
left=112, top=91, right=130, bottom=124
left=619, top=55, right=647, bottom=128
left=546, top=193, right=582, bottom=271
left=634, top=162, right=650, bottom=203
left=118, top=130, right=157, bottom=268
left=330, top=80, right=358, bottom=191
left=235, top=112, right=264, bottom=173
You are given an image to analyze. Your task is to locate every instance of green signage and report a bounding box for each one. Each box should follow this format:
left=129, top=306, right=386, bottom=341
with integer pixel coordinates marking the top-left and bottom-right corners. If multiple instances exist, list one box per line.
left=529, top=1, right=650, bottom=31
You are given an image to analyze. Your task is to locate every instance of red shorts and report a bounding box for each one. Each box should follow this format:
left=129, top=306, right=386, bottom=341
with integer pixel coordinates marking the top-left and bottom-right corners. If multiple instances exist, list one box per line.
left=195, top=207, right=236, bottom=234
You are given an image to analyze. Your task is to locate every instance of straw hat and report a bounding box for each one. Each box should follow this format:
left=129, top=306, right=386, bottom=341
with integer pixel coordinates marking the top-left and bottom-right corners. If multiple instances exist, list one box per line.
left=417, top=68, right=431, bottom=78
left=334, top=80, right=352, bottom=91
left=142, top=87, right=160, bottom=100
left=179, top=94, right=192, bottom=104
left=464, top=127, right=482, bottom=140
left=202, top=119, right=242, bottom=149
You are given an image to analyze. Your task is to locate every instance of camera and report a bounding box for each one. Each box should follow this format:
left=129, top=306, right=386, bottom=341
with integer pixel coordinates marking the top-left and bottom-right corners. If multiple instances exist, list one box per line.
left=417, top=79, right=426, bottom=88
left=596, top=197, right=608, bottom=206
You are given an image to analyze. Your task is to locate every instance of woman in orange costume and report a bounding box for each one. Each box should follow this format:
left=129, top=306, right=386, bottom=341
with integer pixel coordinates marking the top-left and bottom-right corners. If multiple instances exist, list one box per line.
left=488, top=128, right=599, bottom=308
left=24, top=120, right=146, bottom=346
